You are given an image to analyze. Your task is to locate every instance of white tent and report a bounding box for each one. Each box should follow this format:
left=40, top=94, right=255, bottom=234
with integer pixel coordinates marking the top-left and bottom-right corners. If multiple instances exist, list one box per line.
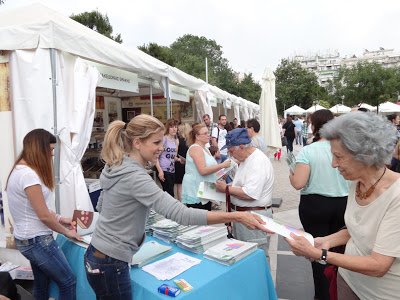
left=284, top=105, right=305, bottom=117
left=358, top=103, right=377, bottom=112
left=305, top=104, right=326, bottom=113
left=378, top=102, right=400, bottom=114
left=329, top=104, right=351, bottom=114
left=0, top=3, right=215, bottom=220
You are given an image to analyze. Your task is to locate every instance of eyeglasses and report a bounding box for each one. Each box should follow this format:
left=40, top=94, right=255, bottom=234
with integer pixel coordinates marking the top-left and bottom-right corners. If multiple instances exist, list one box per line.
left=198, top=132, right=210, bottom=136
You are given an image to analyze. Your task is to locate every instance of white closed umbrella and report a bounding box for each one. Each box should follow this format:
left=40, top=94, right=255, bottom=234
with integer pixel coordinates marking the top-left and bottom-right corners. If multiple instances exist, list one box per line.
left=305, top=104, right=326, bottom=113
left=259, top=67, right=281, bottom=155
left=378, top=101, right=400, bottom=114
left=284, top=105, right=306, bottom=117
left=329, top=104, right=351, bottom=114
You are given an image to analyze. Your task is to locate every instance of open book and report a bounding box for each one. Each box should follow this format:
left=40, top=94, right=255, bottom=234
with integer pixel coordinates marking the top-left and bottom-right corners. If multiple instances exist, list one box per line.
left=216, top=159, right=238, bottom=180
left=74, top=211, right=99, bottom=245
left=197, top=182, right=226, bottom=203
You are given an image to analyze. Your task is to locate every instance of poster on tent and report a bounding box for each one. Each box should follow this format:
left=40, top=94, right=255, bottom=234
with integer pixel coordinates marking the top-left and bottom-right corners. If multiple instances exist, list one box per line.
left=180, top=98, right=195, bottom=122
left=0, top=50, right=17, bottom=249
left=104, top=97, right=122, bottom=129
left=122, top=97, right=181, bottom=123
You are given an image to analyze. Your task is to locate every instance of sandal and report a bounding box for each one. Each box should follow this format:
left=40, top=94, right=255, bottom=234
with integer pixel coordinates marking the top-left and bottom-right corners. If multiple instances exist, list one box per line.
left=211, top=204, right=222, bottom=211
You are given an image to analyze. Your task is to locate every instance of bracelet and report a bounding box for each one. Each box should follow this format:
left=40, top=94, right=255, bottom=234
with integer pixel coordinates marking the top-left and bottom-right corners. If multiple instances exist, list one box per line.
left=56, top=214, right=63, bottom=223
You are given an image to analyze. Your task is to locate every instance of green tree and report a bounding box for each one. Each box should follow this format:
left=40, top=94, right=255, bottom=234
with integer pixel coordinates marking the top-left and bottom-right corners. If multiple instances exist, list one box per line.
left=318, top=99, right=330, bottom=109
left=328, top=62, right=400, bottom=107
left=237, top=73, right=261, bottom=104
left=170, top=34, right=238, bottom=95
left=71, top=10, right=122, bottom=43
left=274, top=59, right=321, bottom=116
left=138, top=43, right=176, bottom=66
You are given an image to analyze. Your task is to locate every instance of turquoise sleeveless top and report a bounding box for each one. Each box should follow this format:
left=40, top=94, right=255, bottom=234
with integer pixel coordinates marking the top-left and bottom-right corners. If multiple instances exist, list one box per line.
left=182, top=144, right=217, bottom=204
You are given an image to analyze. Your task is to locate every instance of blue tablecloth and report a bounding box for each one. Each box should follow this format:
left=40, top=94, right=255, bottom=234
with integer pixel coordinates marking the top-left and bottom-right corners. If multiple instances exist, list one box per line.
left=50, top=235, right=277, bottom=300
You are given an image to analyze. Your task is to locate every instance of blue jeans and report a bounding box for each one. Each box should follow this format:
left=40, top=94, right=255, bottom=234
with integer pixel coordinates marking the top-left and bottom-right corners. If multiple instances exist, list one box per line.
left=84, top=244, right=132, bottom=299
left=15, top=234, right=76, bottom=300
left=296, top=131, right=302, bottom=145
left=303, top=137, right=308, bottom=147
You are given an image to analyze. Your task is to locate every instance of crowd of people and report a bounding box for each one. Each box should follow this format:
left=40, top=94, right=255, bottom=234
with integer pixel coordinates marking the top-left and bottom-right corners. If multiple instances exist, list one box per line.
left=3, top=109, right=400, bottom=299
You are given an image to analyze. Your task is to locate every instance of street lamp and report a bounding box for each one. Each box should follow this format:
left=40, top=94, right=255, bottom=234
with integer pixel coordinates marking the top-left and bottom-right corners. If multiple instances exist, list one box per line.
left=313, top=98, right=319, bottom=112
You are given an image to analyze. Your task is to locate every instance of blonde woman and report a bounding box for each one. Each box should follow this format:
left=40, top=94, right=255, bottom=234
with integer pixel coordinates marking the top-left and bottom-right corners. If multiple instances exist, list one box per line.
left=84, top=115, right=271, bottom=299
left=175, top=123, right=191, bottom=201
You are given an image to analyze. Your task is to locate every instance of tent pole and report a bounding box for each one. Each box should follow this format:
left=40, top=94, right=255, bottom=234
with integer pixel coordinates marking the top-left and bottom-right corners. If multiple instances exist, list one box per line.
left=218, top=102, right=221, bottom=116
left=166, top=79, right=171, bottom=119
left=224, top=101, right=227, bottom=116
left=150, top=79, right=153, bottom=117
left=50, top=48, right=61, bottom=214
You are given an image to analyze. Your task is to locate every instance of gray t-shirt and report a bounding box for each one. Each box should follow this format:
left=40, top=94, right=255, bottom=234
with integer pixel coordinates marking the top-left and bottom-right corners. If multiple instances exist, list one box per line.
left=91, top=156, right=207, bottom=262
left=251, top=135, right=268, bottom=153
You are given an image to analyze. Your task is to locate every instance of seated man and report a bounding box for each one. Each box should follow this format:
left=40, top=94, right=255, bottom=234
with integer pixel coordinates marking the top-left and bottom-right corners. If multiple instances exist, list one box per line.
left=215, top=128, right=274, bottom=259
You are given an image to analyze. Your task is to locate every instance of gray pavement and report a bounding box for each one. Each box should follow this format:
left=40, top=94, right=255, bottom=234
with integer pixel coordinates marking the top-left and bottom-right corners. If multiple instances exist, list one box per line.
left=269, top=143, right=315, bottom=300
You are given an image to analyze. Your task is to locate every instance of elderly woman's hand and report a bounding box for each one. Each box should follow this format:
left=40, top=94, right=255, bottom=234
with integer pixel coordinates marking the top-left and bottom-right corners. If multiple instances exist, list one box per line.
left=285, top=233, right=321, bottom=261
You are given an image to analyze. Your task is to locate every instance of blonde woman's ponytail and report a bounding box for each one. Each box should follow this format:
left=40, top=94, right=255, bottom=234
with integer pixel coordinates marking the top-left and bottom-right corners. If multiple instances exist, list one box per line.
left=101, top=120, right=126, bottom=168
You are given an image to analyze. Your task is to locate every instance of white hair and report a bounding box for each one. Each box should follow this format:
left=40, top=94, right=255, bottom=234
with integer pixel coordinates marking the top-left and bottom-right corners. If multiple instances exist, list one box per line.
left=321, top=111, right=397, bottom=168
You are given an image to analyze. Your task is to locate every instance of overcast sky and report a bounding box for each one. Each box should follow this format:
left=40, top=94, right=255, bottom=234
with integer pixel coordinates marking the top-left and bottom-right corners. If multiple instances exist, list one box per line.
left=3, top=0, right=400, bottom=82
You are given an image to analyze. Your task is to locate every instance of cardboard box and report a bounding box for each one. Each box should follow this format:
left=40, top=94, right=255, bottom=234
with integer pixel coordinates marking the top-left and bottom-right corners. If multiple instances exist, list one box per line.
left=9, top=266, right=34, bottom=280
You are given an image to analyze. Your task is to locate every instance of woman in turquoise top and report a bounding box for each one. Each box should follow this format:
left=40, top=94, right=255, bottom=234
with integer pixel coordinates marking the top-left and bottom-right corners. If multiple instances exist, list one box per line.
left=289, top=109, right=350, bottom=300
left=182, top=123, right=231, bottom=211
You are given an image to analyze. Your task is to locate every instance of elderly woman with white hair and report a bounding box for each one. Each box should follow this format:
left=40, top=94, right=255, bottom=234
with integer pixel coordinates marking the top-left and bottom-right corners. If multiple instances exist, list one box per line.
left=286, top=111, right=400, bottom=300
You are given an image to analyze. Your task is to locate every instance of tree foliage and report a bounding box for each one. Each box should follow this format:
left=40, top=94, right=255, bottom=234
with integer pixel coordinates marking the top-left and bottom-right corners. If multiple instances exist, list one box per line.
left=327, top=62, right=400, bottom=107
left=274, top=59, right=321, bottom=115
left=138, top=34, right=261, bottom=102
left=71, top=10, right=122, bottom=43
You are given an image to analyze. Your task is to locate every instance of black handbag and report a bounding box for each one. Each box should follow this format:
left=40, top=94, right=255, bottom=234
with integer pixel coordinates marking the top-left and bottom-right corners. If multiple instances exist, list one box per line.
left=281, top=136, right=288, bottom=147
left=391, top=143, right=400, bottom=173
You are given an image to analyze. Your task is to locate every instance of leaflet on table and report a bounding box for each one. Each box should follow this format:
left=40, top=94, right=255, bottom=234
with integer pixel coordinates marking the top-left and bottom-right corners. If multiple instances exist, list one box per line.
left=142, top=252, right=201, bottom=281
left=216, top=159, right=238, bottom=180
left=285, top=151, right=296, bottom=173
left=197, top=182, right=226, bottom=203
left=252, top=212, right=314, bottom=246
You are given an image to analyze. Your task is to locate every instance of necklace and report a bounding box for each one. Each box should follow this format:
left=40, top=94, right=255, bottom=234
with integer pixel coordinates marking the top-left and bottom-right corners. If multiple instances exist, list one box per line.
left=356, top=168, right=386, bottom=200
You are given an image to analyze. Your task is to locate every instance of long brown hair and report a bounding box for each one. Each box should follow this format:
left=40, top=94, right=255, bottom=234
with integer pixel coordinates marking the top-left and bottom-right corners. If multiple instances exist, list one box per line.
left=164, top=118, right=177, bottom=136
left=6, top=129, right=56, bottom=190
left=188, top=123, right=206, bottom=146
left=310, top=109, right=334, bottom=143
left=101, top=114, right=164, bottom=169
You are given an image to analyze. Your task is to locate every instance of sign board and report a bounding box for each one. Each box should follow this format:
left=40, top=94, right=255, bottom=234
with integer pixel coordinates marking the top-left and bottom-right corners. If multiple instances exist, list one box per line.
left=210, top=97, right=218, bottom=107
left=85, top=60, right=139, bottom=93
left=170, top=85, right=189, bottom=103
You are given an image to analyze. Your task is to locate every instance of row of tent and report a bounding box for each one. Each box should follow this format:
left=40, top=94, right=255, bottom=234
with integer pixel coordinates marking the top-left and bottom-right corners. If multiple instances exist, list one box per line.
left=0, top=3, right=261, bottom=218
left=0, top=3, right=260, bottom=124
left=284, top=102, right=400, bottom=116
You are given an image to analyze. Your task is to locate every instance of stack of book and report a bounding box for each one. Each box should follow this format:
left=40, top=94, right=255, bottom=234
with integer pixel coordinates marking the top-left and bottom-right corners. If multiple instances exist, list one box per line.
left=131, top=240, right=172, bottom=268
left=145, top=210, right=165, bottom=236
left=203, top=238, right=258, bottom=266
left=152, top=219, right=181, bottom=244
left=176, top=226, right=228, bottom=254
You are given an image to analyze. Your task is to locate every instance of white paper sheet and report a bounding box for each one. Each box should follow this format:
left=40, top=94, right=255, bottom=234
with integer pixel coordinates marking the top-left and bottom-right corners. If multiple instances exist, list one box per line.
left=141, top=252, right=201, bottom=280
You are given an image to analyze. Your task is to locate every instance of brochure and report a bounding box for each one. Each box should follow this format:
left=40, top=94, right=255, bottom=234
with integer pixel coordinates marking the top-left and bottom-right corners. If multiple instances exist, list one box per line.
left=197, top=182, right=226, bottom=203
left=285, top=151, right=296, bottom=173
left=131, top=240, right=172, bottom=268
left=216, top=159, right=238, bottom=180
left=252, top=212, right=314, bottom=246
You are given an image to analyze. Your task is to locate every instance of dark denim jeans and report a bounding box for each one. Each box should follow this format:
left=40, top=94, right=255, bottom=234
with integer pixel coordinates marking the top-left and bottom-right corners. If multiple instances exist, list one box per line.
left=84, top=244, right=132, bottom=299
left=15, top=234, right=76, bottom=300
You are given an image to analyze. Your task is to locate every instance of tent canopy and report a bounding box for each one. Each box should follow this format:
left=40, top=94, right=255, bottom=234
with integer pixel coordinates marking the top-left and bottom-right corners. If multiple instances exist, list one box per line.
left=329, top=104, right=351, bottom=114
left=305, top=104, right=326, bottom=113
left=0, top=3, right=210, bottom=93
left=284, top=105, right=305, bottom=116
left=378, top=101, right=400, bottom=113
left=358, top=103, right=377, bottom=112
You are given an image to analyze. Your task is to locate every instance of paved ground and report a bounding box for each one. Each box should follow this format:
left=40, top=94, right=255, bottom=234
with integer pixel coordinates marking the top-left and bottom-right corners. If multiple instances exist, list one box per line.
left=269, top=143, right=315, bottom=300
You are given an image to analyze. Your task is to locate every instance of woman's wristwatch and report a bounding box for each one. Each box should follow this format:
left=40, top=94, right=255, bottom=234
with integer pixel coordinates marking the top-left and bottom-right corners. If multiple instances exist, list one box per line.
left=318, top=249, right=328, bottom=265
